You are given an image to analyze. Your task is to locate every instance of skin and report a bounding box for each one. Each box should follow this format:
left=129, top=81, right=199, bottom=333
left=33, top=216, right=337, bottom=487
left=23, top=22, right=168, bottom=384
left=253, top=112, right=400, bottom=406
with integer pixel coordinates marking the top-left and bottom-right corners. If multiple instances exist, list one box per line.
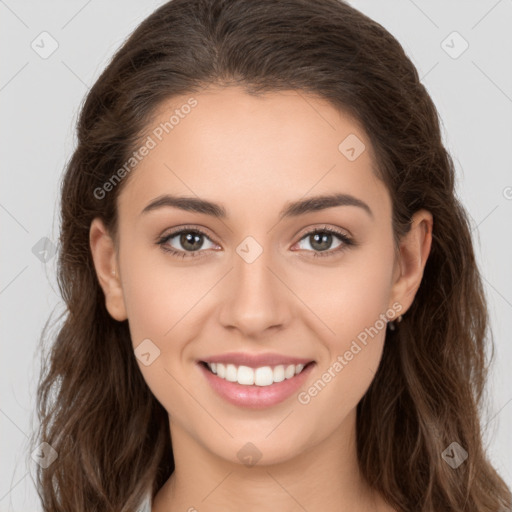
left=90, top=85, right=433, bottom=512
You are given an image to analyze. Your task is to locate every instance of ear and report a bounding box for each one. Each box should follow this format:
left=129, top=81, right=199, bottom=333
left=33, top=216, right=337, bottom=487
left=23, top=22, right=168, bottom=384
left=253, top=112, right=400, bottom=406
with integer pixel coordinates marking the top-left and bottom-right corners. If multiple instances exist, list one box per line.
left=89, top=217, right=128, bottom=321
left=389, top=209, right=433, bottom=315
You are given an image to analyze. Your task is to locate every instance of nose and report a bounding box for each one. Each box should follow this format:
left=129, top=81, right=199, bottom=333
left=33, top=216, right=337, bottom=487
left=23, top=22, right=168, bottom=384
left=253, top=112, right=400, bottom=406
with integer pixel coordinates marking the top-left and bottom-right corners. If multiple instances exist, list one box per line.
left=217, top=245, right=291, bottom=337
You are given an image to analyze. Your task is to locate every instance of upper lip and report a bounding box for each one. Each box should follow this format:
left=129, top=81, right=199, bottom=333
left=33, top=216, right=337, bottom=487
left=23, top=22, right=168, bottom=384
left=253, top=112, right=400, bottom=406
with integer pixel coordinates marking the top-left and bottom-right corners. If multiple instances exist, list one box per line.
left=199, top=352, right=315, bottom=368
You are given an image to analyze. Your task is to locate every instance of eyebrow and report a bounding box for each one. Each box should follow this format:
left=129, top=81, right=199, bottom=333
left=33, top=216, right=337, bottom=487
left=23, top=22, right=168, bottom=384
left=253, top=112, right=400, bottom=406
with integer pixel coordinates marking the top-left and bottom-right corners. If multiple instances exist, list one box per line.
left=140, top=192, right=373, bottom=220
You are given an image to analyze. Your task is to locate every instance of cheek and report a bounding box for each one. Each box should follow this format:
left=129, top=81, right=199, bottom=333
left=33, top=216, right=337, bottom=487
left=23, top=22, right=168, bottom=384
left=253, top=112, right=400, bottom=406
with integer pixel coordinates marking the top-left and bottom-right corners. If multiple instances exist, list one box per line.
left=119, top=245, right=210, bottom=403
left=120, top=251, right=198, bottom=414
left=293, top=246, right=393, bottom=411
left=295, top=294, right=391, bottom=442
left=120, top=241, right=202, bottom=343
left=293, top=243, right=395, bottom=346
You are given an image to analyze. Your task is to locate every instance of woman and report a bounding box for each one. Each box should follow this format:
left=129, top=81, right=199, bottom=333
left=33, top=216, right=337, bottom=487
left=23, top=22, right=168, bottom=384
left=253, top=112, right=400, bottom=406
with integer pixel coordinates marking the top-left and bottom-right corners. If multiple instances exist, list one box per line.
left=31, top=0, right=512, bottom=510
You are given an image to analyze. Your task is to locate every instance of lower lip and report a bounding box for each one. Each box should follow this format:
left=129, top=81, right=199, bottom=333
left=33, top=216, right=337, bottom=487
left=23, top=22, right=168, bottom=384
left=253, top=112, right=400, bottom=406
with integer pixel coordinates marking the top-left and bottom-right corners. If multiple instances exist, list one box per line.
left=198, top=362, right=316, bottom=409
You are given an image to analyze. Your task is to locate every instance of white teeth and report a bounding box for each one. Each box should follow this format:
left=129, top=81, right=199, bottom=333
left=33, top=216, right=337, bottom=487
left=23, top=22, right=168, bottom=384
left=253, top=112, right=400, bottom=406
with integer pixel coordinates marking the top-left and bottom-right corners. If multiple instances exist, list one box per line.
left=225, top=364, right=238, bottom=382
left=237, top=365, right=255, bottom=385
left=216, top=363, right=226, bottom=378
left=205, top=361, right=309, bottom=386
left=284, top=364, right=295, bottom=379
left=273, top=365, right=285, bottom=383
left=255, top=366, right=273, bottom=386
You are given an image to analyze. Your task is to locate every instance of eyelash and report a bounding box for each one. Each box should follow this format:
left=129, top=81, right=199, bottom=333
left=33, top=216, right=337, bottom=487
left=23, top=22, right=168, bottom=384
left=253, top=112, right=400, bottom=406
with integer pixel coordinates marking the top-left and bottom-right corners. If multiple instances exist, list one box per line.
left=156, top=225, right=354, bottom=260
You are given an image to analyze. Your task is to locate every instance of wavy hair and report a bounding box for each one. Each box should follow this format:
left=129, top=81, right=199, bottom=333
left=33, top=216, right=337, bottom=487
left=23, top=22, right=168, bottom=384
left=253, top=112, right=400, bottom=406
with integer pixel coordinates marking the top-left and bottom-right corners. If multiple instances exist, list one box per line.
left=30, top=0, right=511, bottom=510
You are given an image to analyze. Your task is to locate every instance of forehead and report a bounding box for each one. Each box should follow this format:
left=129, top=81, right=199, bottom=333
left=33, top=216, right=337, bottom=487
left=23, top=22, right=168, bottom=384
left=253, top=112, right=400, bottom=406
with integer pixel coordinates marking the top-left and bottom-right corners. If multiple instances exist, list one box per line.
left=117, top=86, right=390, bottom=223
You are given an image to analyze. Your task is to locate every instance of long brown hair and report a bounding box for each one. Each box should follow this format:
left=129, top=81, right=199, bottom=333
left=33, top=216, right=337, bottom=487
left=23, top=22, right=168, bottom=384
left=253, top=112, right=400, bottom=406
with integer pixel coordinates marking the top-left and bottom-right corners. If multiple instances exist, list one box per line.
left=30, top=0, right=511, bottom=510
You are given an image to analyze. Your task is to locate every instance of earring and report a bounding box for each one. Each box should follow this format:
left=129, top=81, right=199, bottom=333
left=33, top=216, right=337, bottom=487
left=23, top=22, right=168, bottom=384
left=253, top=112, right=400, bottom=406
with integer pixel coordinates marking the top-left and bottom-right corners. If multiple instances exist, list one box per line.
left=388, top=314, right=403, bottom=331
left=111, top=269, right=116, bottom=277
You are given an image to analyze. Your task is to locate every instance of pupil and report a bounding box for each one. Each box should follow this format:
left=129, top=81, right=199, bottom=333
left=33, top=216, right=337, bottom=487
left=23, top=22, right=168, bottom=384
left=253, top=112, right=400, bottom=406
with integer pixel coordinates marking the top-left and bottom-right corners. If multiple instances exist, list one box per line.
left=181, top=232, right=202, bottom=251
left=311, top=232, right=331, bottom=251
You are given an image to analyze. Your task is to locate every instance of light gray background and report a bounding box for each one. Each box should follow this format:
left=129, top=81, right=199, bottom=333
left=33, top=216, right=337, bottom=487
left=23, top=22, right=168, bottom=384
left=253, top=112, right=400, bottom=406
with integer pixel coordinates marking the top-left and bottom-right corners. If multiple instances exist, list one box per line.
left=1, top=1, right=511, bottom=510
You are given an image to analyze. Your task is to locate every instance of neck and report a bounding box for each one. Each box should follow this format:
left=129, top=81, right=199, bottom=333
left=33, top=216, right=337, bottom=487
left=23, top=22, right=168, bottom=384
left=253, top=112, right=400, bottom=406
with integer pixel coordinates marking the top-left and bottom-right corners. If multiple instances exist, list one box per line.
left=152, top=409, right=389, bottom=512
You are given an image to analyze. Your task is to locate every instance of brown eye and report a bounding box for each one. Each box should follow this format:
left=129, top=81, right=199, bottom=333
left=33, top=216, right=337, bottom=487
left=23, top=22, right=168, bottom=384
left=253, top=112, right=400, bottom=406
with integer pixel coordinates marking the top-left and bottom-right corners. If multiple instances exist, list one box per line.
left=294, top=227, right=354, bottom=258
left=156, top=228, right=218, bottom=258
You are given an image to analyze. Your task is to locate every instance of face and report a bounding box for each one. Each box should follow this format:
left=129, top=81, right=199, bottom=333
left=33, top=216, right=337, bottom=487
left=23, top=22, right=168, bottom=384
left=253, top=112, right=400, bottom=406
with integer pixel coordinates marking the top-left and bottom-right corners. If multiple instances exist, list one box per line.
left=90, top=86, right=430, bottom=467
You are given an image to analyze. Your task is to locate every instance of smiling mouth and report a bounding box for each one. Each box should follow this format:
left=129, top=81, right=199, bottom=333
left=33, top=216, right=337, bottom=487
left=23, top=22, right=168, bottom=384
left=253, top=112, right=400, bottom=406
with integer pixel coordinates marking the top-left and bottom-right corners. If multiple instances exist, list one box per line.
left=199, top=360, right=315, bottom=387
